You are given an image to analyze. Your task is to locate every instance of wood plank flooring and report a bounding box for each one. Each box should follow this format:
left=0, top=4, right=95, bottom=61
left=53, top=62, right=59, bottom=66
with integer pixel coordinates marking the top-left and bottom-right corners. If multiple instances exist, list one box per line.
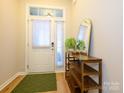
left=0, top=73, right=70, bottom=93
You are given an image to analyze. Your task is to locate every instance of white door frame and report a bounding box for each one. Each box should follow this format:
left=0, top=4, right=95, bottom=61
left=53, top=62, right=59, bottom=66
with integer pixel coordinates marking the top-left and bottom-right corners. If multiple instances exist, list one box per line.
left=25, top=4, right=66, bottom=73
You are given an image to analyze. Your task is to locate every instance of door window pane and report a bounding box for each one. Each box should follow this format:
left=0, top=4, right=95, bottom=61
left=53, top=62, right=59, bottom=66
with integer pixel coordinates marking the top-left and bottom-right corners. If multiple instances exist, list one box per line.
left=30, top=7, right=63, bottom=17
left=56, top=21, right=64, bottom=69
left=54, top=9, right=63, bottom=17
left=39, top=8, right=45, bottom=16
left=30, top=7, right=39, bottom=16
left=32, top=20, right=51, bottom=48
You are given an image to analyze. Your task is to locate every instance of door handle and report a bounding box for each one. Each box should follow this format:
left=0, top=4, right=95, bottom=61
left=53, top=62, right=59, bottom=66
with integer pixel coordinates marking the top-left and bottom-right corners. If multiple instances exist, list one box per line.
left=51, top=42, right=54, bottom=47
left=51, top=42, right=54, bottom=50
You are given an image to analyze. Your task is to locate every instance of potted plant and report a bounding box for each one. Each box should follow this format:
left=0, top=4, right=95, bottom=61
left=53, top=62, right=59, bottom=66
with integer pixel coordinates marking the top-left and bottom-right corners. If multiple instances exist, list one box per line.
left=65, top=38, right=76, bottom=51
left=76, top=40, right=85, bottom=51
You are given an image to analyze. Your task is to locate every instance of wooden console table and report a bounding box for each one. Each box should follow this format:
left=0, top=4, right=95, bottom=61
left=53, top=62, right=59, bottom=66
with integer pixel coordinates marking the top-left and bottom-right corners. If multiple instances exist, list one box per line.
left=65, top=51, right=102, bottom=93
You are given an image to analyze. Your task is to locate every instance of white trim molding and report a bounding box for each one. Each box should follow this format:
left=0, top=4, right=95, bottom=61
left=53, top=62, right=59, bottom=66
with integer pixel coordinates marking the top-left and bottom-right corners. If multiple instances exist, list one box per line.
left=0, top=72, right=27, bottom=91
left=17, top=72, right=27, bottom=76
left=72, top=0, right=77, bottom=4
left=55, top=70, right=65, bottom=73
left=26, top=4, right=66, bottom=73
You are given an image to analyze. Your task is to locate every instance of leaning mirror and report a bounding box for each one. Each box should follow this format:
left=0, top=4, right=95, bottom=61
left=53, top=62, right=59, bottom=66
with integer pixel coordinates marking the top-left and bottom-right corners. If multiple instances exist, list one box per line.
left=77, top=18, right=92, bottom=55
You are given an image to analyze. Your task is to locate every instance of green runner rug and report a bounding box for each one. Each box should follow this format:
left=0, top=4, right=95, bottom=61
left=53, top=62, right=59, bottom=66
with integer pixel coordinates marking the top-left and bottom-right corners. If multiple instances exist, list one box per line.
left=11, top=73, right=57, bottom=93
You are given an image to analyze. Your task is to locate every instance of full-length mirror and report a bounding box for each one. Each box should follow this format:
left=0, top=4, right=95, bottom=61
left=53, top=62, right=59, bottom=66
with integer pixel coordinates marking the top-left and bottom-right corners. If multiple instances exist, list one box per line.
left=77, top=18, right=92, bottom=55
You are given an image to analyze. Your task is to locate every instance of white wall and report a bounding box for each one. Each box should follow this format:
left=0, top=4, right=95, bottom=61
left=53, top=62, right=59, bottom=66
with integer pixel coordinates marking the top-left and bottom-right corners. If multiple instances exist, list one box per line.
left=0, top=0, right=122, bottom=93
left=17, top=0, right=72, bottom=71
left=72, top=0, right=123, bottom=93
left=0, top=0, right=20, bottom=86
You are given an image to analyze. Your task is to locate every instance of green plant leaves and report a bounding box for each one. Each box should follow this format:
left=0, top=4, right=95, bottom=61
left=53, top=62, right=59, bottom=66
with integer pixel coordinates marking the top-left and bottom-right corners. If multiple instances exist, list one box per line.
left=76, top=40, right=85, bottom=50
left=65, top=38, right=76, bottom=50
left=65, top=38, right=85, bottom=51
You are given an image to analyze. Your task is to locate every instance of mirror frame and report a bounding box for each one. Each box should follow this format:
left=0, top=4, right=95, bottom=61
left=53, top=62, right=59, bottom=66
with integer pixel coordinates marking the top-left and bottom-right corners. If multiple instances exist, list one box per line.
left=77, top=18, right=92, bottom=55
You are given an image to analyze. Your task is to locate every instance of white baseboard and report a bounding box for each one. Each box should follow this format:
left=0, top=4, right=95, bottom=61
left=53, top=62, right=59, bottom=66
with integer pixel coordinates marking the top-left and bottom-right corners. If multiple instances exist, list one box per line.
left=55, top=70, right=65, bottom=73
left=17, top=72, right=27, bottom=75
left=0, top=72, right=26, bottom=91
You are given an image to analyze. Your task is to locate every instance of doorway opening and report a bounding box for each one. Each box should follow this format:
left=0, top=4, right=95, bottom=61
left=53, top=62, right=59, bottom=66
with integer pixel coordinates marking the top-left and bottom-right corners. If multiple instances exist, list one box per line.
left=26, top=5, right=65, bottom=73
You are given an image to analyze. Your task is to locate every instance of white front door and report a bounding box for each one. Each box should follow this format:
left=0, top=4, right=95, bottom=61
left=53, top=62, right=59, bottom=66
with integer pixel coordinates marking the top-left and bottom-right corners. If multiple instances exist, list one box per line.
left=28, top=18, right=55, bottom=72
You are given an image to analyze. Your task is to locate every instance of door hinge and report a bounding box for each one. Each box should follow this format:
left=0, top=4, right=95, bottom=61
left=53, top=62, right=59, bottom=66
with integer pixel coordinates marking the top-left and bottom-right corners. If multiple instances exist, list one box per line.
left=27, top=43, right=29, bottom=47
left=27, top=65, right=29, bottom=69
left=27, top=19, right=30, bottom=22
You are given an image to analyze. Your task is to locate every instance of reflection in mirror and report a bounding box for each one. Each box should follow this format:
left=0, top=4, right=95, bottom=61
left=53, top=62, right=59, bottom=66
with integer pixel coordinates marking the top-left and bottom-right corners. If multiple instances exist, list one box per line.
left=77, top=18, right=92, bottom=55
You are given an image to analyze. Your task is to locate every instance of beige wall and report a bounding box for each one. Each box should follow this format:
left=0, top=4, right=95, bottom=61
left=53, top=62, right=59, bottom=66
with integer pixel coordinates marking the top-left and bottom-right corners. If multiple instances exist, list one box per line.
left=0, top=0, right=20, bottom=85
left=18, top=0, right=73, bottom=71
left=0, top=0, right=122, bottom=93
left=72, top=0, right=123, bottom=93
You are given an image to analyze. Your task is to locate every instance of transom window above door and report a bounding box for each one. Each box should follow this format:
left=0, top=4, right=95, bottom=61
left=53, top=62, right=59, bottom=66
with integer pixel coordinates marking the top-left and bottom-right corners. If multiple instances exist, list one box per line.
left=29, top=7, right=64, bottom=18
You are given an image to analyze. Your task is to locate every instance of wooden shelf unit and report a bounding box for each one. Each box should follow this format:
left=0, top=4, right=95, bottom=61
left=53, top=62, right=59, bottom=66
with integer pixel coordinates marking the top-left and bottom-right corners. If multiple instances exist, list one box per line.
left=65, top=51, right=102, bottom=93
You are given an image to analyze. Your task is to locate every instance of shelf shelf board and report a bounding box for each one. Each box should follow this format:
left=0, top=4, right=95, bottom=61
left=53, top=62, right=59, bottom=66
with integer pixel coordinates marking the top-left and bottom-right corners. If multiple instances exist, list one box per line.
left=66, top=77, right=79, bottom=89
left=70, top=62, right=99, bottom=76
left=84, top=76, right=101, bottom=91
left=84, top=64, right=99, bottom=76
left=71, top=69, right=82, bottom=89
left=71, top=70, right=101, bottom=91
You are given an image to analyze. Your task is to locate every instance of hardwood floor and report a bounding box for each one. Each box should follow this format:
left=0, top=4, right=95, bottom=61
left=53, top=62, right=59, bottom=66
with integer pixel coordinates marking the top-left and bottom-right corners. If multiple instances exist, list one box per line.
left=0, top=76, right=25, bottom=93
left=0, top=73, right=70, bottom=93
